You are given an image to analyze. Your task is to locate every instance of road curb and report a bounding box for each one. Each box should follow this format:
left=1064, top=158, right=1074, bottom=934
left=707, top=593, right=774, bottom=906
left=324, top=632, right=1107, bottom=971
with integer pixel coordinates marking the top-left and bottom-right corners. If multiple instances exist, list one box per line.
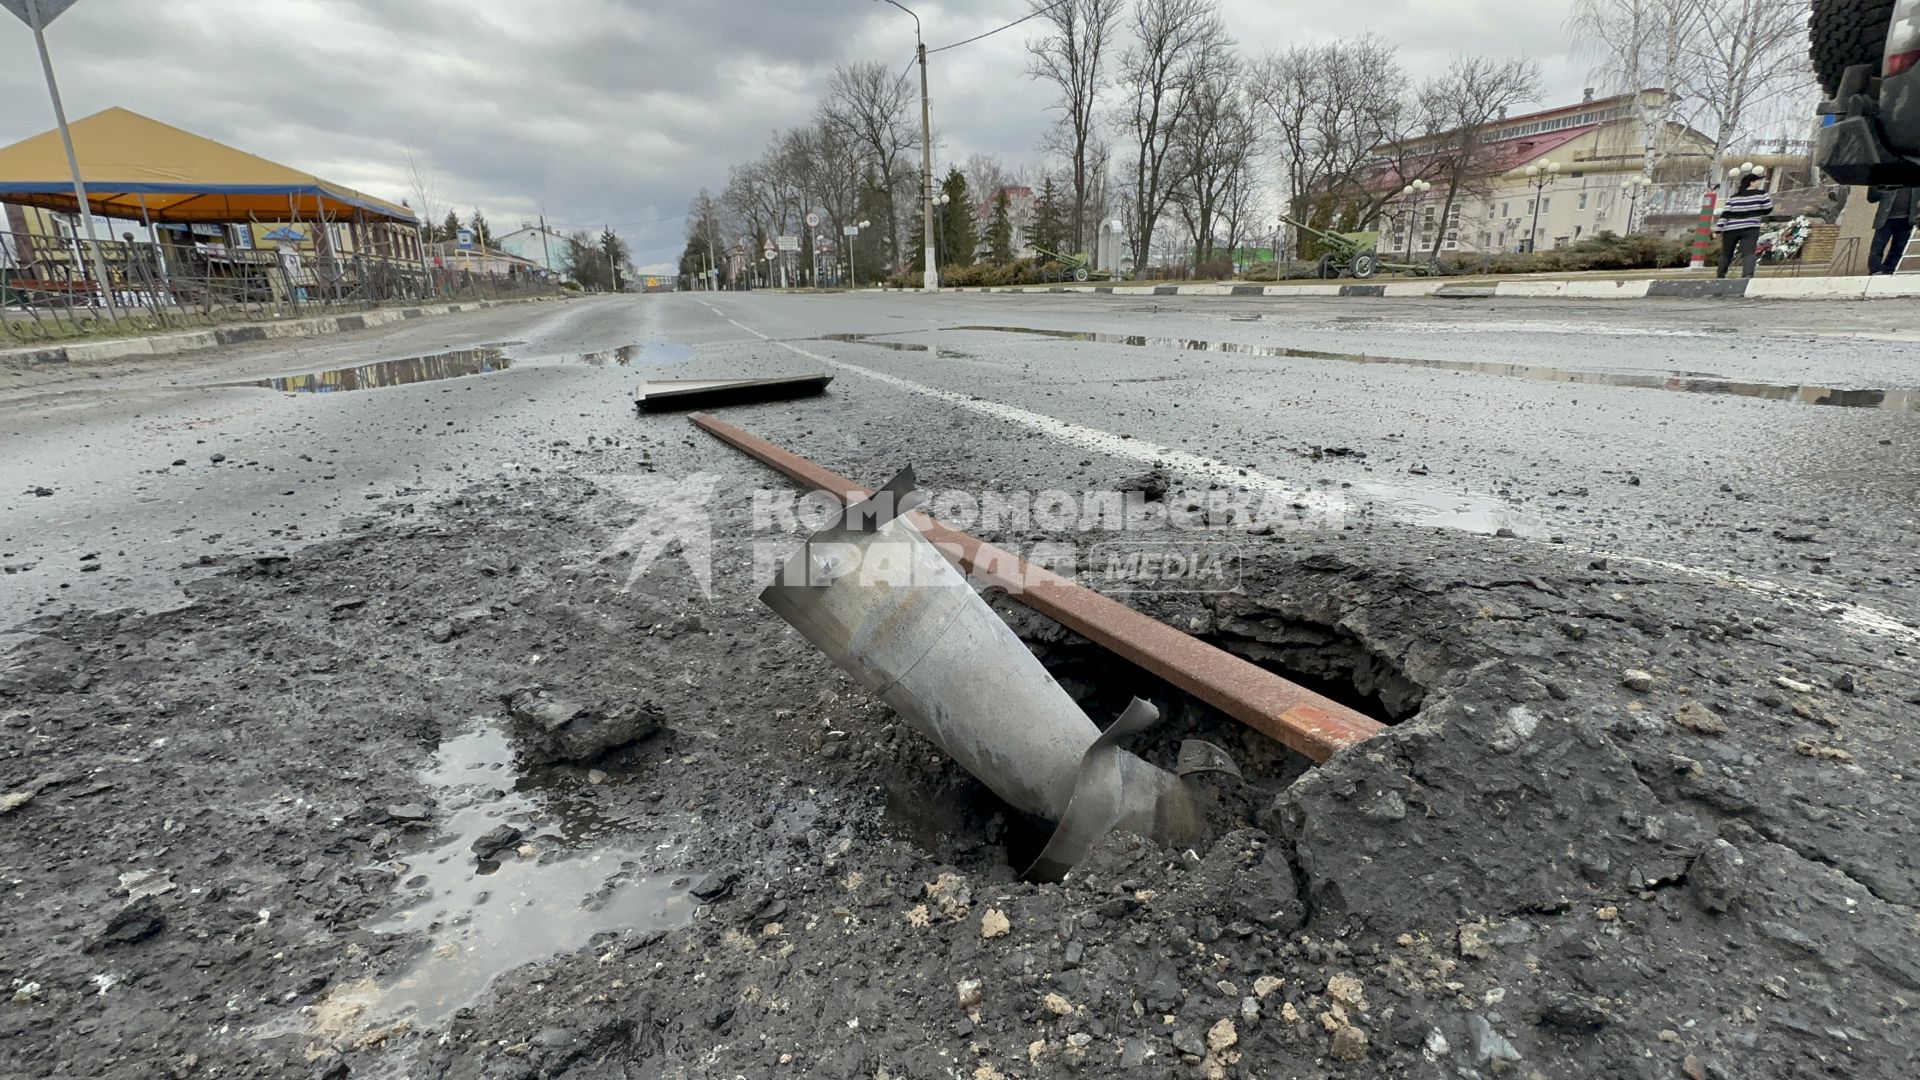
left=0, top=295, right=571, bottom=367
left=945, top=275, right=1912, bottom=302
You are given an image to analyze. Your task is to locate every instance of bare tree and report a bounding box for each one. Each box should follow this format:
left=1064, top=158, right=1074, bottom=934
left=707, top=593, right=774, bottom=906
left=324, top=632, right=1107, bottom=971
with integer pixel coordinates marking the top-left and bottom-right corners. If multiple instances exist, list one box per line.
left=405, top=151, right=440, bottom=242
left=1167, top=56, right=1258, bottom=269
left=1568, top=0, right=1704, bottom=181
left=1248, top=35, right=1408, bottom=247
left=1668, top=0, right=1811, bottom=188
left=1414, top=56, right=1542, bottom=259
left=963, top=152, right=1013, bottom=205
left=819, top=62, right=921, bottom=272
left=1115, top=0, right=1233, bottom=272
left=1027, top=0, right=1121, bottom=254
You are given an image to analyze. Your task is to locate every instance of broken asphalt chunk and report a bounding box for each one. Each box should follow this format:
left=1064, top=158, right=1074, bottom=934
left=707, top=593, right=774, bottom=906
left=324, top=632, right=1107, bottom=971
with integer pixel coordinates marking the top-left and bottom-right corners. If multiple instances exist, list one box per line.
left=502, top=686, right=662, bottom=765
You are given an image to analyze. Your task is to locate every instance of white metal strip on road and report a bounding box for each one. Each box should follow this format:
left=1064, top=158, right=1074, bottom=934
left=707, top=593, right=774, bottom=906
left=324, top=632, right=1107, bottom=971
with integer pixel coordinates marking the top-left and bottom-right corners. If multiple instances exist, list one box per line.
left=694, top=298, right=1920, bottom=650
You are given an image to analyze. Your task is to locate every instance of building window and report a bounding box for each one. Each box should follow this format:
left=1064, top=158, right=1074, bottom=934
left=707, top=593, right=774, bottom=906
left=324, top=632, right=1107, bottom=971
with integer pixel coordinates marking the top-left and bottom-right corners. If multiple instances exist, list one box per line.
left=1444, top=238, right=1458, bottom=250
left=1541, top=198, right=1551, bottom=213
left=1577, top=192, right=1589, bottom=210
left=1501, top=202, right=1510, bottom=217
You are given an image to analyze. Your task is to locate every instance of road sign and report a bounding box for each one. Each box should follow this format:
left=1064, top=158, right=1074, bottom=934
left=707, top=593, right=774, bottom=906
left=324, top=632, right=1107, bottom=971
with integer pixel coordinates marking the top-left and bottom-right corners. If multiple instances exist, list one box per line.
left=842, top=225, right=859, bottom=236
left=1, top=0, right=81, bottom=27
left=805, top=212, right=820, bottom=228
left=776, top=235, right=800, bottom=252
left=763, top=245, right=777, bottom=260
left=457, top=228, right=474, bottom=251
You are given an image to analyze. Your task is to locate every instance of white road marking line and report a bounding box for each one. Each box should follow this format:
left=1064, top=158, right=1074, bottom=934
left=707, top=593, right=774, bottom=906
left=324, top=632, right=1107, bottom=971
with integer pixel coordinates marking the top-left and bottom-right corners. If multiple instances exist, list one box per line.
left=696, top=298, right=1920, bottom=649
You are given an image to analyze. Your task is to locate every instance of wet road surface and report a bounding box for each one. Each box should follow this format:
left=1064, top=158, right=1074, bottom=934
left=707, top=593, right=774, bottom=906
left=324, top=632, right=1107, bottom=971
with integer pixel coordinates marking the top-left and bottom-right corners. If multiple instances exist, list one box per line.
left=4, top=290, right=1916, bottom=637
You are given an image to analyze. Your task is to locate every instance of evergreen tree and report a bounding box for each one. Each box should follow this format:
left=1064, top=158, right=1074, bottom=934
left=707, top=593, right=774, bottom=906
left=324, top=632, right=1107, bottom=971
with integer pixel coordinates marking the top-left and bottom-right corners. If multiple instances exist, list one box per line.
left=985, top=188, right=1013, bottom=264
left=469, top=209, right=493, bottom=248
left=440, top=210, right=462, bottom=245
left=938, top=167, right=975, bottom=268
left=1030, top=176, right=1064, bottom=256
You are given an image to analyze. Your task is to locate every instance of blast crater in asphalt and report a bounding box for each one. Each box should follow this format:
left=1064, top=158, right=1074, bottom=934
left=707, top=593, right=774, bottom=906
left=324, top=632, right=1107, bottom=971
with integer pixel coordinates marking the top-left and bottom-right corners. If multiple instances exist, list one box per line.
left=948, top=325, right=1920, bottom=411
left=886, top=588, right=1426, bottom=876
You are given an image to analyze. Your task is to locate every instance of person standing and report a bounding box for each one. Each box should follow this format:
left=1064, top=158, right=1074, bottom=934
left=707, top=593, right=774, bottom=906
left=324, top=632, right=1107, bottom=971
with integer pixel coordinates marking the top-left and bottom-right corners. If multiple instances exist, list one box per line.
left=1715, top=174, right=1772, bottom=279
left=1867, top=185, right=1917, bottom=275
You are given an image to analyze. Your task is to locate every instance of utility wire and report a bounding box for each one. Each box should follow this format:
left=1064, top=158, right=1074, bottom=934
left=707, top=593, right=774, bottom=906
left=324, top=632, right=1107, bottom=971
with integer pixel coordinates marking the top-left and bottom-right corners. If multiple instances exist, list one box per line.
left=926, top=0, right=1067, bottom=55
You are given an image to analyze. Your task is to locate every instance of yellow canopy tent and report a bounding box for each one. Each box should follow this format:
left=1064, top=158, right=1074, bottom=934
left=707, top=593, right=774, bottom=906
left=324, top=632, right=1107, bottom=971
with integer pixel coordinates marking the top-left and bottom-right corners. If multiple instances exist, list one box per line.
left=0, top=106, right=416, bottom=224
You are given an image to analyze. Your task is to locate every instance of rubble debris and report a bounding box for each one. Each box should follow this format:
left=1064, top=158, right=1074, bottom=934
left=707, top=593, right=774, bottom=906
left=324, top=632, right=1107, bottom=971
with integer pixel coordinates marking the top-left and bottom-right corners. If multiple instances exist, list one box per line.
left=85, top=898, right=165, bottom=952
left=1690, top=839, right=1746, bottom=914
left=980, top=909, right=1011, bottom=939
left=503, top=686, right=662, bottom=765
left=1330, top=1023, right=1370, bottom=1061
left=1117, top=464, right=1172, bottom=501
left=470, top=824, right=523, bottom=861
left=1672, top=702, right=1728, bottom=734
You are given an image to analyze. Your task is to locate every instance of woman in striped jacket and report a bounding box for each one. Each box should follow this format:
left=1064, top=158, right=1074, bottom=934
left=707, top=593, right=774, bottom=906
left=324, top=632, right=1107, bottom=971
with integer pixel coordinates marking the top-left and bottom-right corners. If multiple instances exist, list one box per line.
left=1714, top=174, right=1773, bottom=279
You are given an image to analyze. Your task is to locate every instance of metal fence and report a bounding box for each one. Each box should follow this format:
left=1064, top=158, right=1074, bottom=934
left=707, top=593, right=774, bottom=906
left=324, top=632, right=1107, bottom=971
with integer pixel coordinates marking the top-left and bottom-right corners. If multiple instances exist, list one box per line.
left=0, top=229, right=557, bottom=343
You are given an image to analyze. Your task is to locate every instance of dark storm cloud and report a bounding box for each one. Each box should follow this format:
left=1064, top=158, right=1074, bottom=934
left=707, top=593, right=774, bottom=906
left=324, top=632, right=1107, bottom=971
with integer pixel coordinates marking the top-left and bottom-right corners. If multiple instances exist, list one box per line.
left=1, top=1, right=1584, bottom=271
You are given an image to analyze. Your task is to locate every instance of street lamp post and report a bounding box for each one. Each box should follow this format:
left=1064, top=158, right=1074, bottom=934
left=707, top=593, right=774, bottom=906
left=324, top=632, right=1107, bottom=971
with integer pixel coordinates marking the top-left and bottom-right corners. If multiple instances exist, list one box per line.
left=1398, top=178, right=1432, bottom=265
left=1618, top=174, right=1654, bottom=234
left=845, top=218, right=871, bottom=287
left=1522, top=160, right=1561, bottom=253
left=931, top=192, right=950, bottom=270
left=877, top=0, right=938, bottom=290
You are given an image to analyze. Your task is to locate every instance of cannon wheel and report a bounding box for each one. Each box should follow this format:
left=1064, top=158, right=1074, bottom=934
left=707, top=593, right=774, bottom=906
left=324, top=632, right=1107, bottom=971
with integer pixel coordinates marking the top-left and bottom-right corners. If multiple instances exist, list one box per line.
left=1349, top=249, right=1381, bottom=279
left=1073, top=266, right=1089, bottom=282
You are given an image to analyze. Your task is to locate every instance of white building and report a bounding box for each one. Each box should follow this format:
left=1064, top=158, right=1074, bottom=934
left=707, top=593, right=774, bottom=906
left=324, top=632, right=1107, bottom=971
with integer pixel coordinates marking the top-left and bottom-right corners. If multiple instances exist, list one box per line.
left=494, top=222, right=571, bottom=277
left=1369, top=90, right=1811, bottom=257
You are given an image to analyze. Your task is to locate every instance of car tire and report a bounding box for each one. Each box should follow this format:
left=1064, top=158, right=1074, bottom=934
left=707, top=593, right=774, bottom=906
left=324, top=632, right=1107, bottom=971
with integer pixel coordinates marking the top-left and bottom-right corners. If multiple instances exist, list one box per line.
left=1811, top=0, right=1896, bottom=96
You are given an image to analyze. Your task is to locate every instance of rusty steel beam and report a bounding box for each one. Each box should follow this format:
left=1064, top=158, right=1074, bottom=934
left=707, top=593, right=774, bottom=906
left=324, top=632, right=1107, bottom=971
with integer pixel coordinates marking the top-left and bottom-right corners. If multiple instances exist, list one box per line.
left=689, top=412, right=1387, bottom=763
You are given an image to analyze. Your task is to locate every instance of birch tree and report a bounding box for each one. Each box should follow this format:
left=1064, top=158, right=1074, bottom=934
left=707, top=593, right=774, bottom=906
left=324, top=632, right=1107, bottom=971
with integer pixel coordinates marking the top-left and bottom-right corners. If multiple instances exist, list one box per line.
left=1567, top=0, right=1704, bottom=180
left=1669, top=0, right=1811, bottom=189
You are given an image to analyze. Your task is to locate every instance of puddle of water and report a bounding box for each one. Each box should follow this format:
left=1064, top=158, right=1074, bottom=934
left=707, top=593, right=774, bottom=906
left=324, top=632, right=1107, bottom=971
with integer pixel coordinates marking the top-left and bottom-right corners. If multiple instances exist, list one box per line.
left=573, top=341, right=695, bottom=366
left=817, top=332, right=976, bottom=358
left=250, top=339, right=698, bottom=393
left=361, top=724, right=693, bottom=1028
left=952, top=325, right=1920, bottom=412
left=253, top=347, right=512, bottom=393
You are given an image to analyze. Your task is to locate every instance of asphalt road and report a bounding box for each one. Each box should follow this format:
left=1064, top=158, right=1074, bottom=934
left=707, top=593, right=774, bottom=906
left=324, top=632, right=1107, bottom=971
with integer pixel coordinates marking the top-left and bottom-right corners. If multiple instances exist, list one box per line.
left=8, top=289, right=1920, bottom=1078
left=6, top=289, right=1914, bottom=642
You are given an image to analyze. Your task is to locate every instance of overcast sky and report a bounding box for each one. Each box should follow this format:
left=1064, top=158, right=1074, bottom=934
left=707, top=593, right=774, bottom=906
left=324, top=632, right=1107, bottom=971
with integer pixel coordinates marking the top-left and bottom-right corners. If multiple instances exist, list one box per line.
left=1, top=0, right=1595, bottom=272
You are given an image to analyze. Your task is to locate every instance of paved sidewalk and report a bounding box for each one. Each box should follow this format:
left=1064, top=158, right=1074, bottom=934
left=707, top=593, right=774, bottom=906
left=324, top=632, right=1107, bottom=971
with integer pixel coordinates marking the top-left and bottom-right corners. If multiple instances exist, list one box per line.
left=946, top=274, right=1920, bottom=301
left=0, top=294, right=572, bottom=366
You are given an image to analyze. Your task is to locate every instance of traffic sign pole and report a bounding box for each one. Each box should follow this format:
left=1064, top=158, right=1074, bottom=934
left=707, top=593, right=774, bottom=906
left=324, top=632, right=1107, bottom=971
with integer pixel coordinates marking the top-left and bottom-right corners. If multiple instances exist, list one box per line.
left=8, top=0, right=116, bottom=321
